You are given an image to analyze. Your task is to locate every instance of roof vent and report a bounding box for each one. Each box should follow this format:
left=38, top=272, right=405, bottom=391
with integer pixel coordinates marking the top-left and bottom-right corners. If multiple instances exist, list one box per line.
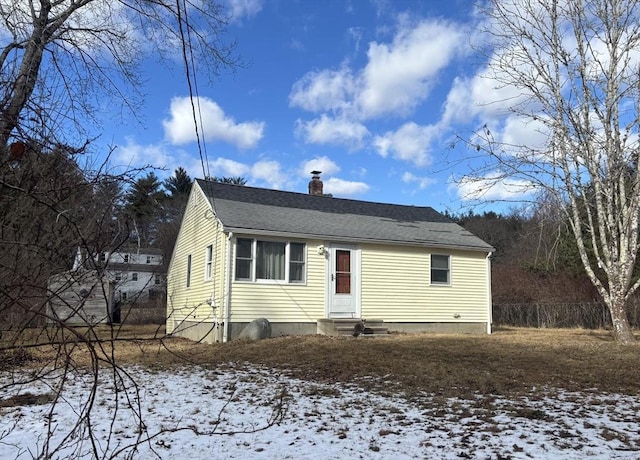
left=309, top=170, right=323, bottom=196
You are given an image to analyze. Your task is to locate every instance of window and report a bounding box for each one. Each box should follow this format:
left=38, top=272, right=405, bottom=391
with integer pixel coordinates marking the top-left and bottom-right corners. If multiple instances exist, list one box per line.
left=235, top=239, right=253, bottom=280
left=99, top=253, right=107, bottom=262
left=124, top=254, right=129, bottom=263
left=335, top=250, right=351, bottom=293
left=431, top=254, right=450, bottom=285
left=121, top=292, right=127, bottom=301
left=132, top=273, right=138, bottom=281
left=235, top=238, right=305, bottom=283
left=256, top=241, right=286, bottom=280
left=186, top=254, right=192, bottom=287
left=155, top=274, right=161, bottom=285
left=289, top=243, right=305, bottom=283
left=205, top=244, right=214, bottom=280
left=115, top=272, right=122, bottom=281
left=146, top=255, right=152, bottom=264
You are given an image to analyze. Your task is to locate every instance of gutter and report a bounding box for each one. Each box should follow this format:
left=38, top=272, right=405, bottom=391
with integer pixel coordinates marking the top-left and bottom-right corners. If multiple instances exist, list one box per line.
left=223, top=231, right=233, bottom=343
left=486, top=251, right=493, bottom=335
left=222, top=227, right=495, bottom=253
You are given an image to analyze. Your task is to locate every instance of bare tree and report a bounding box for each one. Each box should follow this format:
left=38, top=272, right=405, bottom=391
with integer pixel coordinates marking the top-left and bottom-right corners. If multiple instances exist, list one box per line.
left=0, top=0, right=237, bottom=150
left=462, top=0, right=640, bottom=343
left=0, top=2, right=287, bottom=457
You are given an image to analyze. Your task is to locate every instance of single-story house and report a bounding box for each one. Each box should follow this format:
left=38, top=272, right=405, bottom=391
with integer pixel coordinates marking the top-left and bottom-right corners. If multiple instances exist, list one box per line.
left=166, top=173, right=494, bottom=343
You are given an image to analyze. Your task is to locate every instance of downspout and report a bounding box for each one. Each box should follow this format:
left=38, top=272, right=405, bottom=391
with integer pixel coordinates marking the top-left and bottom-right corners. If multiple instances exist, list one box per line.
left=486, top=252, right=493, bottom=335
left=223, top=232, right=234, bottom=343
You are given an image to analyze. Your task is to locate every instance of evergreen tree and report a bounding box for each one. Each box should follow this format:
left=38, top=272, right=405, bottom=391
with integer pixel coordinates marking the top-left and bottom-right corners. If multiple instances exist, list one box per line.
left=164, top=167, right=192, bottom=197
left=207, top=175, right=247, bottom=185
left=125, top=172, right=166, bottom=247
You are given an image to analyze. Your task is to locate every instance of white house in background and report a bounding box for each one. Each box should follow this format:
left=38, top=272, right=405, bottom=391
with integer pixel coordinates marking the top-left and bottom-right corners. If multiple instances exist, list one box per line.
left=47, top=270, right=116, bottom=326
left=95, top=248, right=166, bottom=303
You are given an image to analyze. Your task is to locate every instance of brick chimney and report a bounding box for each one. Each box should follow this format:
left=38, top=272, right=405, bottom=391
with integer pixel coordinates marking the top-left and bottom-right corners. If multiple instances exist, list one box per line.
left=308, top=170, right=323, bottom=196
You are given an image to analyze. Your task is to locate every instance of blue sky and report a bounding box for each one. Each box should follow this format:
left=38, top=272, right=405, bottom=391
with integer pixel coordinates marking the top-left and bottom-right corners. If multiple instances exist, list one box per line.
left=104, top=0, right=532, bottom=212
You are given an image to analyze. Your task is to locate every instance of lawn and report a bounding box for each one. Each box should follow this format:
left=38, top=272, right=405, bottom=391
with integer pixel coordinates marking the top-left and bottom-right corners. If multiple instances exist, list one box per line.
left=1, top=327, right=639, bottom=458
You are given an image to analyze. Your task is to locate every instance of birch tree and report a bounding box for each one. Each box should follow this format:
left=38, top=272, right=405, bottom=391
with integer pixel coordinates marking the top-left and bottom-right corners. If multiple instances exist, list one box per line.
left=465, top=0, right=640, bottom=343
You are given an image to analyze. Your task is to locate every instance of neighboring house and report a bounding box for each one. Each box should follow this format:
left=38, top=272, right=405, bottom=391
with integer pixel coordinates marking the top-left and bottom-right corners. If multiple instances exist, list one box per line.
left=95, top=248, right=166, bottom=303
left=166, top=174, right=494, bottom=343
left=47, top=270, right=116, bottom=326
left=47, top=247, right=166, bottom=325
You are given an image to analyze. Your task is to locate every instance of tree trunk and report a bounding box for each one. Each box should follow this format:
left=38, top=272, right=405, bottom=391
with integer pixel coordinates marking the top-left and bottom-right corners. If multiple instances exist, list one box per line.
left=608, top=296, right=635, bottom=344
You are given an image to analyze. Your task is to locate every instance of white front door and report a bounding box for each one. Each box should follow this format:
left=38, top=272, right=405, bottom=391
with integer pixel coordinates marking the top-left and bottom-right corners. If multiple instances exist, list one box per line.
left=327, top=244, right=360, bottom=318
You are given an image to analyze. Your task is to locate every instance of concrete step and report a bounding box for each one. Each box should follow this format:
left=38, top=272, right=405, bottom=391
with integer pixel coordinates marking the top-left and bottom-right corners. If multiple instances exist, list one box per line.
left=319, top=318, right=388, bottom=337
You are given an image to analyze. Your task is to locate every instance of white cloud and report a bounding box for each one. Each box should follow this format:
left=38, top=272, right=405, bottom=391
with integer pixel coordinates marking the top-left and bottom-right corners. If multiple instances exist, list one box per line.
left=113, top=137, right=205, bottom=178
left=289, top=67, right=355, bottom=113
left=442, top=67, right=528, bottom=125
left=358, top=19, right=467, bottom=119
left=373, top=122, right=438, bottom=167
left=347, top=27, right=364, bottom=54
left=301, top=156, right=340, bottom=177
left=324, top=178, right=369, bottom=196
left=207, top=157, right=288, bottom=189
left=500, top=115, right=550, bottom=151
left=295, top=115, right=369, bottom=150
left=5, top=1, right=140, bottom=53
left=163, top=97, right=265, bottom=149
left=227, top=0, right=263, bottom=22
left=289, top=18, right=467, bottom=126
left=402, top=172, right=436, bottom=190
left=251, top=160, right=288, bottom=189
left=113, top=138, right=227, bottom=183
left=454, top=171, right=536, bottom=202
left=354, top=167, right=367, bottom=177
left=207, top=157, right=250, bottom=178
left=115, top=137, right=168, bottom=169
left=289, top=39, right=304, bottom=51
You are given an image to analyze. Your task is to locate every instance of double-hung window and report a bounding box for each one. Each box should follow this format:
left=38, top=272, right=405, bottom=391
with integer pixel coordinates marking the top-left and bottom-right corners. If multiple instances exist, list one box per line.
left=235, top=238, right=305, bottom=283
left=431, top=254, right=450, bottom=285
left=235, top=239, right=253, bottom=280
left=205, top=244, right=214, bottom=280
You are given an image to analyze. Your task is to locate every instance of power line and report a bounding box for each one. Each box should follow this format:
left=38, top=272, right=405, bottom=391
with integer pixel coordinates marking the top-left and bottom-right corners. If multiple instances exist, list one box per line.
left=175, top=0, right=210, bottom=179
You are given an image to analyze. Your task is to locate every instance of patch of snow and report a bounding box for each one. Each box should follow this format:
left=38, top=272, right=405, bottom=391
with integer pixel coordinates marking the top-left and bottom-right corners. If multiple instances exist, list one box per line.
left=1, top=365, right=639, bottom=459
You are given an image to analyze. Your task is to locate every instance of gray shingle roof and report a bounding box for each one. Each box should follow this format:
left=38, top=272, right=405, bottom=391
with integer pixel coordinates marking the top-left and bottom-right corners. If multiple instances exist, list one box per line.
left=196, top=179, right=493, bottom=252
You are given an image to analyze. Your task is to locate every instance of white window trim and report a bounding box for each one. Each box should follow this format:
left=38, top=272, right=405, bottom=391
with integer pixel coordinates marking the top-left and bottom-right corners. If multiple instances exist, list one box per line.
left=430, top=253, right=451, bottom=286
left=204, top=244, right=214, bottom=281
left=234, top=237, right=306, bottom=285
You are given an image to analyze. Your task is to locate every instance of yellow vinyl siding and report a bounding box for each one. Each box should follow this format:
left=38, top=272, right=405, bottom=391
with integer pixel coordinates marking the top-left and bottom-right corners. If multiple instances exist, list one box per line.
left=360, top=244, right=489, bottom=322
left=166, top=185, right=226, bottom=332
left=229, top=238, right=325, bottom=322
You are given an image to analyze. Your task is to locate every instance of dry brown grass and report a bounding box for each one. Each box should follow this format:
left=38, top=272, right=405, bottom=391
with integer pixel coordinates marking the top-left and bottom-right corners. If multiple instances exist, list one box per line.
left=3, top=326, right=639, bottom=398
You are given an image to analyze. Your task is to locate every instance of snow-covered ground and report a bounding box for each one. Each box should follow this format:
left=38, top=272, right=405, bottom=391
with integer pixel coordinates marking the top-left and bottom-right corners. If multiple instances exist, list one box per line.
left=1, top=364, right=639, bottom=459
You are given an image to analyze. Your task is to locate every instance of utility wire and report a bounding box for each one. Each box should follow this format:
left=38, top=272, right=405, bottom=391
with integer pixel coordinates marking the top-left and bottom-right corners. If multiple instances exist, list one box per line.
left=175, top=0, right=210, bottom=179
